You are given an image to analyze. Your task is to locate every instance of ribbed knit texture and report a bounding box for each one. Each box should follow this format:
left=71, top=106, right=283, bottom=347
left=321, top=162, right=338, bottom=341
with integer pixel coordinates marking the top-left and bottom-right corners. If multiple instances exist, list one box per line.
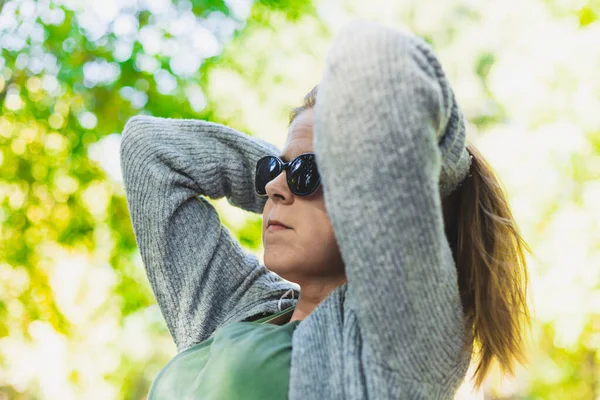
left=121, top=19, right=473, bottom=400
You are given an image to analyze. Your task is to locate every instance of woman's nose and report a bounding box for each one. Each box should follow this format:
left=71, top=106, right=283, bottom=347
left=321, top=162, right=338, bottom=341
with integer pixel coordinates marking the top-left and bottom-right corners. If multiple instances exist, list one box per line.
left=265, top=170, right=293, bottom=202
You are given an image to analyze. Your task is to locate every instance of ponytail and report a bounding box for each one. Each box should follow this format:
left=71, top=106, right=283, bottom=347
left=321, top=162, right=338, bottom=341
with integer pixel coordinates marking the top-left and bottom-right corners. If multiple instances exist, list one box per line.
left=442, top=142, right=533, bottom=390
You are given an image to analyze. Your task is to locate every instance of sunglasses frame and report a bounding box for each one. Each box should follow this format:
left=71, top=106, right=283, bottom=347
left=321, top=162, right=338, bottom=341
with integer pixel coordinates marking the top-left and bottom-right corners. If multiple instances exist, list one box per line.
left=255, top=152, right=322, bottom=197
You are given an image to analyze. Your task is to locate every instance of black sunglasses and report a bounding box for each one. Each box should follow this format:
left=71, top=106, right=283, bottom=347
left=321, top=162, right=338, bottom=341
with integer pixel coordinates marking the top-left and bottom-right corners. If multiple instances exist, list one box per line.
left=255, top=153, right=321, bottom=197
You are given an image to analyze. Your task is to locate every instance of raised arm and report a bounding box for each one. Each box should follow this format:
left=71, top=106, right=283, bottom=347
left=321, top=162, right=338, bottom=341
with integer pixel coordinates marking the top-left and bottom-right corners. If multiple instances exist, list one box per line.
left=120, top=116, right=298, bottom=352
left=314, top=20, right=473, bottom=383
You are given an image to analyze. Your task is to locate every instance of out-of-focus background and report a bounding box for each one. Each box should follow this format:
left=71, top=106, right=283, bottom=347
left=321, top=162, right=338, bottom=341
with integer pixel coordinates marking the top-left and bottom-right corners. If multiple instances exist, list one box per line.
left=0, top=0, right=599, bottom=398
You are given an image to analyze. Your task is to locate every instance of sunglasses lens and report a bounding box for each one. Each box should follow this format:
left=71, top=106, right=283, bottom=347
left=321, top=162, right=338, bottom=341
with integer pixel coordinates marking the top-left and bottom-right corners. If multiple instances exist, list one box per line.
left=255, top=156, right=280, bottom=195
left=255, top=154, right=321, bottom=196
left=289, top=154, right=320, bottom=196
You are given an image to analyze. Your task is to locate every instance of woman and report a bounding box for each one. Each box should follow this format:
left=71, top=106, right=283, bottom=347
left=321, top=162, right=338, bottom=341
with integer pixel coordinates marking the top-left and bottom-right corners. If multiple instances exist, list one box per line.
left=121, top=19, right=531, bottom=399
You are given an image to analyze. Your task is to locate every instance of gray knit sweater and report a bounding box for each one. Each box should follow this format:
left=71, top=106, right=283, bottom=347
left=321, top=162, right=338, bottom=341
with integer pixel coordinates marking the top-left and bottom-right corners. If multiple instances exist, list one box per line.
left=121, top=19, right=473, bottom=400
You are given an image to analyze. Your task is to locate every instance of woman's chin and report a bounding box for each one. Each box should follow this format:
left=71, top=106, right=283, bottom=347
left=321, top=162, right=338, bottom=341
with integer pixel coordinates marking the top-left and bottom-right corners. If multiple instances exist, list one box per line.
left=264, top=255, right=296, bottom=280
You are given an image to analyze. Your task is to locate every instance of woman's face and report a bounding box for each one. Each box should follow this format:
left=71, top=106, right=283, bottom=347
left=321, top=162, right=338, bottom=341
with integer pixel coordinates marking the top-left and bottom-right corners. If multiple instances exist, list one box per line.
left=262, top=108, right=345, bottom=285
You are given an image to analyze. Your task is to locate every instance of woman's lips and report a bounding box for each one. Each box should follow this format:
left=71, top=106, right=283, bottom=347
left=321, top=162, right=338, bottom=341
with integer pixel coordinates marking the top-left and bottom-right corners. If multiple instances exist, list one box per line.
left=267, top=224, right=290, bottom=231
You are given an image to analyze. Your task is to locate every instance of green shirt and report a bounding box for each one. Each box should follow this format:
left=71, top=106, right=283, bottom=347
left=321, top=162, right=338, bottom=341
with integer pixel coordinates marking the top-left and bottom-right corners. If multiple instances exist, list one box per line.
left=148, top=305, right=301, bottom=400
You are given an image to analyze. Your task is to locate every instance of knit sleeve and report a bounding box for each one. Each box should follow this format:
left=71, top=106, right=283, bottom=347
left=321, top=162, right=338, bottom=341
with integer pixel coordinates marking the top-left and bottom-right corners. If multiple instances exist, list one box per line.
left=120, top=115, right=298, bottom=352
left=313, top=20, right=471, bottom=382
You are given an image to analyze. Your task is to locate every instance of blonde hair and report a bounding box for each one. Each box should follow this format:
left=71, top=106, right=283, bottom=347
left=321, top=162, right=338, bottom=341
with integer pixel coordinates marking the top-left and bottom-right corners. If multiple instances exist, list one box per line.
left=290, top=84, right=532, bottom=390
